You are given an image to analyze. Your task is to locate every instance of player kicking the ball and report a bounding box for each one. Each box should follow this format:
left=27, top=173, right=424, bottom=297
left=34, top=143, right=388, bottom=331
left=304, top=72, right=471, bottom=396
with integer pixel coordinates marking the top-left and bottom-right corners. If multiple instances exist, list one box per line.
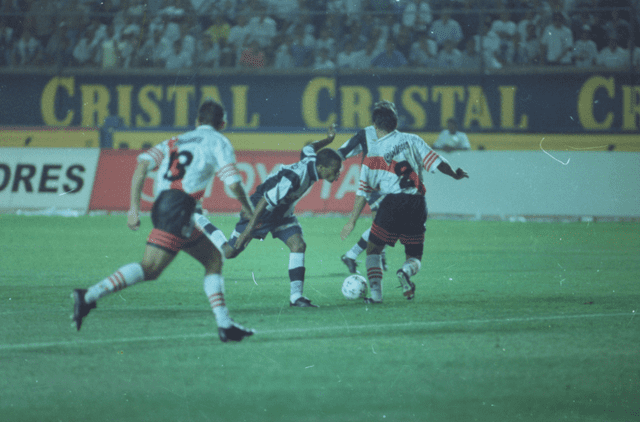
left=340, top=101, right=468, bottom=303
left=227, top=125, right=342, bottom=308
left=71, top=99, right=255, bottom=342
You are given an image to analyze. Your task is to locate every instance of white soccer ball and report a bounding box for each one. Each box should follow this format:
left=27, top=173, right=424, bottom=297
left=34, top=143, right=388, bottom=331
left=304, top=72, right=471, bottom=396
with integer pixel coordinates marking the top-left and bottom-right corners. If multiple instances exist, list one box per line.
left=342, top=274, right=368, bottom=300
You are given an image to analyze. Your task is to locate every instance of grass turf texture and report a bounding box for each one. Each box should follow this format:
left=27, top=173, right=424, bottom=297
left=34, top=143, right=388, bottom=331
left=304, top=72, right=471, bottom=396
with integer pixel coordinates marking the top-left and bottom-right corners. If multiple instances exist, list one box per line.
left=1, top=214, right=639, bottom=422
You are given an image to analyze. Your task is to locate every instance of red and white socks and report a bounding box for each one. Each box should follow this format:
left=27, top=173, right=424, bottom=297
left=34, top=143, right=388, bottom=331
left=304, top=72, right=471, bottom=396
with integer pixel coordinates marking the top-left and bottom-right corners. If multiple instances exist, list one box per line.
left=204, top=274, right=232, bottom=329
left=84, top=263, right=145, bottom=304
left=366, top=254, right=383, bottom=302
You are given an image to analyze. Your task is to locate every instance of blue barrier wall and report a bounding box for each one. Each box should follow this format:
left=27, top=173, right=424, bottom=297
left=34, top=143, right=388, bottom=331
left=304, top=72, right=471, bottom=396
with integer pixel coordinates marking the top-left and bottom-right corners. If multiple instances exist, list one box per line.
left=1, top=71, right=639, bottom=133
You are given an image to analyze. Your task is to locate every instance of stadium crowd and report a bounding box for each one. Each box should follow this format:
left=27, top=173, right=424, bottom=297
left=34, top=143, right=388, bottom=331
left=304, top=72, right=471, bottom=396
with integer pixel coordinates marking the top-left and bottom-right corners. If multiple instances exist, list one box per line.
left=0, top=0, right=638, bottom=71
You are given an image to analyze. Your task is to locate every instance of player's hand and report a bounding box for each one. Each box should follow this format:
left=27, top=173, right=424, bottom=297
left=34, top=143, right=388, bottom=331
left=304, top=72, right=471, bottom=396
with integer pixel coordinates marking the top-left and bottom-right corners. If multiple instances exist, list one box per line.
left=127, top=209, right=141, bottom=230
left=454, top=168, right=469, bottom=180
left=341, top=221, right=355, bottom=240
left=327, top=123, right=337, bottom=141
left=222, top=242, right=240, bottom=259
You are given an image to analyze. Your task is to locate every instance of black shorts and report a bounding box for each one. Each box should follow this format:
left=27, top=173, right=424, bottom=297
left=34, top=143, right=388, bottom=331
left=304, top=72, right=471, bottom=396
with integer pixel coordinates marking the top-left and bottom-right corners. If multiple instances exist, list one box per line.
left=147, top=189, right=202, bottom=253
left=369, top=194, right=427, bottom=247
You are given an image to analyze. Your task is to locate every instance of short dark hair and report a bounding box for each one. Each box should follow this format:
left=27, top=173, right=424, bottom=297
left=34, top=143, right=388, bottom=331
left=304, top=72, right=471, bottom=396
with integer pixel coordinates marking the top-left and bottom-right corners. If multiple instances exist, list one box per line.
left=372, top=100, right=398, bottom=132
left=198, top=99, right=226, bottom=129
left=316, top=148, right=342, bottom=167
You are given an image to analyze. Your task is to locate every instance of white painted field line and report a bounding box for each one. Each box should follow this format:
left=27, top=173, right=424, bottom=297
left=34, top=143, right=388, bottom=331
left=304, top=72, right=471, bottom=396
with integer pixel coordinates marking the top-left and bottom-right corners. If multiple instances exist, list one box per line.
left=0, top=312, right=634, bottom=351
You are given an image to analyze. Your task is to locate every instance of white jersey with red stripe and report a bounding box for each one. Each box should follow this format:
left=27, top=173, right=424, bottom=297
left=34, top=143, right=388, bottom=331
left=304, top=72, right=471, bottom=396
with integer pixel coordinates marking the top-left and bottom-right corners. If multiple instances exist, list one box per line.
left=357, top=130, right=447, bottom=200
left=137, top=125, right=242, bottom=201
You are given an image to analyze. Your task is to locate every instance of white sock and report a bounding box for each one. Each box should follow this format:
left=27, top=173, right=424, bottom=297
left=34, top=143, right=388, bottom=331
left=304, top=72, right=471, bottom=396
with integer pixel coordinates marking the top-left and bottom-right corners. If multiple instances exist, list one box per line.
left=402, top=258, right=421, bottom=277
left=204, top=274, right=232, bottom=328
left=346, top=228, right=370, bottom=260
left=85, top=263, right=144, bottom=303
left=289, top=252, right=305, bottom=302
left=366, top=254, right=383, bottom=301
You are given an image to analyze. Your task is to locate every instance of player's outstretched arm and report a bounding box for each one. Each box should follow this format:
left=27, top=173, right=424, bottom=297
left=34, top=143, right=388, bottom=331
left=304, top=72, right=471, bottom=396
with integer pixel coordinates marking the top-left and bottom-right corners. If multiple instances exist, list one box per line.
left=437, top=161, right=469, bottom=180
left=128, top=160, right=150, bottom=230
left=235, top=197, right=268, bottom=250
left=309, top=123, right=337, bottom=152
left=228, top=181, right=254, bottom=219
left=341, top=195, right=367, bottom=240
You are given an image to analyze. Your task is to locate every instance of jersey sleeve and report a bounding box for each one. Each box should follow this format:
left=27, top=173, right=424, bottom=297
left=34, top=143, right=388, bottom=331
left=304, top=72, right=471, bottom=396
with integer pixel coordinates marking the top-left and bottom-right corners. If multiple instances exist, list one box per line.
left=300, top=145, right=316, bottom=160
left=137, top=140, right=168, bottom=171
left=337, top=129, right=366, bottom=160
left=418, top=139, right=446, bottom=173
left=213, top=137, right=242, bottom=186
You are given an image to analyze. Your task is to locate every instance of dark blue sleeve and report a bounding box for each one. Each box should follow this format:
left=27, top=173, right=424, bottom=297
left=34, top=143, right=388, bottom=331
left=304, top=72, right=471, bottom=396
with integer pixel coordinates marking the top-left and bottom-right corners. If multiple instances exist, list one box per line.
left=337, top=129, right=367, bottom=160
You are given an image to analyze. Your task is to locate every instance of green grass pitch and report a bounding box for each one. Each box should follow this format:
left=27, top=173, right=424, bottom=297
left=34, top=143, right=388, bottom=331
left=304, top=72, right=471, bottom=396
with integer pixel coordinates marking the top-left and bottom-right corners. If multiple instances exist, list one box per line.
left=1, top=214, right=639, bottom=422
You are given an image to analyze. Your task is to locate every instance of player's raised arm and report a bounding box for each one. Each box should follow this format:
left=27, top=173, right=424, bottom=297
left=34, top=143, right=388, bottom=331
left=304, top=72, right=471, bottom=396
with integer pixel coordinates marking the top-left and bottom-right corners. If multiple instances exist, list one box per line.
left=309, top=123, right=337, bottom=152
left=437, top=161, right=469, bottom=180
left=127, top=160, right=150, bottom=230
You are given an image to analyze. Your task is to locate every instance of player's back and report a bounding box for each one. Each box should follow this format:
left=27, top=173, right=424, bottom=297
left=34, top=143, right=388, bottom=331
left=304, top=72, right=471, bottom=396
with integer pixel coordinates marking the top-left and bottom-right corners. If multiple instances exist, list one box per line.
left=152, top=125, right=237, bottom=200
left=363, top=130, right=442, bottom=196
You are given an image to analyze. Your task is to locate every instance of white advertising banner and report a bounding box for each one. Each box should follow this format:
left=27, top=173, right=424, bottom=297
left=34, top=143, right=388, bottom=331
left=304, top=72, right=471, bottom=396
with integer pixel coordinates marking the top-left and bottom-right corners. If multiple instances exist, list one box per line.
left=425, top=151, right=640, bottom=218
left=0, top=148, right=100, bottom=213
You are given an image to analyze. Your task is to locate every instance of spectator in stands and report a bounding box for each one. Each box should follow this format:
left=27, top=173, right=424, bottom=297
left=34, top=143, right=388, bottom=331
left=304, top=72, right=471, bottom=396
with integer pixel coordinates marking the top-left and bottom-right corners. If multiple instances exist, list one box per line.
left=631, top=39, right=640, bottom=70
left=540, top=12, right=573, bottom=65
left=116, top=26, right=137, bottom=69
left=596, top=36, right=630, bottom=69
left=205, top=14, right=231, bottom=45
left=371, top=39, right=408, bottom=68
left=227, top=13, right=250, bottom=52
left=395, top=24, right=414, bottom=59
left=336, top=39, right=360, bottom=68
left=432, top=118, right=471, bottom=152
left=72, top=25, right=96, bottom=67
left=515, top=23, right=543, bottom=65
left=428, top=10, right=463, bottom=48
left=352, top=38, right=381, bottom=69
left=98, top=24, right=119, bottom=69
left=342, top=20, right=367, bottom=51
left=290, top=25, right=314, bottom=67
left=238, top=39, right=266, bottom=68
left=518, top=9, right=541, bottom=42
left=572, top=27, right=598, bottom=68
left=474, top=22, right=503, bottom=69
left=246, top=9, right=277, bottom=48
left=409, top=31, right=438, bottom=67
left=13, top=29, right=42, bottom=65
left=196, top=33, right=221, bottom=69
left=402, top=0, right=432, bottom=33
left=313, top=47, right=336, bottom=70
left=43, top=22, right=74, bottom=67
left=24, top=0, right=57, bottom=47
left=164, top=38, right=193, bottom=70
left=459, top=37, right=482, bottom=70
left=490, top=10, right=517, bottom=65
left=436, top=39, right=463, bottom=68
left=315, top=26, right=337, bottom=59
left=0, top=20, right=15, bottom=66
left=273, top=34, right=295, bottom=69
left=135, top=27, right=165, bottom=68
left=603, top=9, right=630, bottom=47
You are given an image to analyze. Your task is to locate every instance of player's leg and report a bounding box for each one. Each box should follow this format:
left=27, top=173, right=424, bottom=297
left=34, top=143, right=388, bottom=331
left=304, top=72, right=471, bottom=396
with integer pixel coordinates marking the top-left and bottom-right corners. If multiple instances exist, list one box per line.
left=183, top=236, right=254, bottom=342
left=342, top=193, right=386, bottom=273
left=72, top=243, right=176, bottom=331
left=364, top=240, right=387, bottom=303
left=395, top=196, right=428, bottom=300
left=275, top=221, right=317, bottom=308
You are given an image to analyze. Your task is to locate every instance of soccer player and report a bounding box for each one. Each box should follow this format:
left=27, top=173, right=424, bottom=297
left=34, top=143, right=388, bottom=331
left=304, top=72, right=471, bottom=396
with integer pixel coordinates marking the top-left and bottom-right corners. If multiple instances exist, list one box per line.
left=71, top=99, right=256, bottom=342
left=340, top=101, right=468, bottom=303
left=227, top=125, right=342, bottom=308
left=336, top=118, right=389, bottom=275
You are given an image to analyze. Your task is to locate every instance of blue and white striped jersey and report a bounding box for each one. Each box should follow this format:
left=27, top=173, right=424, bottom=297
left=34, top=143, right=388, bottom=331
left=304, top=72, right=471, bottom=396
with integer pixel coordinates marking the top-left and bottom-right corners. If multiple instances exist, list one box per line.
left=251, top=145, right=319, bottom=217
